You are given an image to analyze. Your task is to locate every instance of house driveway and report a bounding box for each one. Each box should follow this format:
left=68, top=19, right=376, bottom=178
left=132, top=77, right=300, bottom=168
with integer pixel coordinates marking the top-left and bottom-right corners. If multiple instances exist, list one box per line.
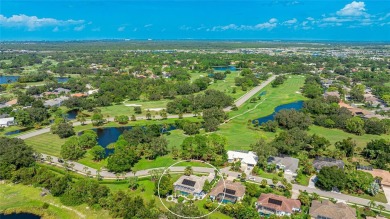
left=383, top=186, right=390, bottom=204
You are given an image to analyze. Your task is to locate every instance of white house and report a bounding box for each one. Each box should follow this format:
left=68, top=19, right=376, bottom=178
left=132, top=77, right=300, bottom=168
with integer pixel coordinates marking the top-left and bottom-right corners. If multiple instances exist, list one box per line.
left=0, top=117, right=15, bottom=127
left=227, top=151, right=258, bottom=169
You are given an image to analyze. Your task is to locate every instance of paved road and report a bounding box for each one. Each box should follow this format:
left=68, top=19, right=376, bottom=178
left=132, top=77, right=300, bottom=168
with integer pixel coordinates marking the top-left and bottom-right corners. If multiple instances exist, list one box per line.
left=224, top=75, right=276, bottom=111
left=37, top=153, right=390, bottom=211
left=18, top=75, right=276, bottom=140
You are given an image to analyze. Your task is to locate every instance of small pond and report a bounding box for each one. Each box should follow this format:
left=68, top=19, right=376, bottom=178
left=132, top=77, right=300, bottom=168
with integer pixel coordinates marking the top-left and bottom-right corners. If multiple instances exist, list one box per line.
left=0, top=76, right=19, bottom=84
left=0, top=76, right=69, bottom=84
left=66, top=109, right=78, bottom=120
left=4, top=127, right=33, bottom=136
left=213, top=66, right=237, bottom=71
left=253, top=101, right=304, bottom=125
left=85, top=125, right=176, bottom=156
left=0, top=213, right=41, bottom=219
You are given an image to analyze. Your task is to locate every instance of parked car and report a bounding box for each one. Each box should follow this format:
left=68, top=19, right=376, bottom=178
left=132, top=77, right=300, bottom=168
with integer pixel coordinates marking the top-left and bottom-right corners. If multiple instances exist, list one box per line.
left=58, top=159, right=64, bottom=163
left=249, top=177, right=256, bottom=181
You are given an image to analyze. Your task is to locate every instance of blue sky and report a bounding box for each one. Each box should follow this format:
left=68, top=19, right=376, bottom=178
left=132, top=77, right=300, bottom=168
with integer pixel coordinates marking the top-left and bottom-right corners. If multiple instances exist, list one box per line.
left=1, top=0, right=389, bottom=41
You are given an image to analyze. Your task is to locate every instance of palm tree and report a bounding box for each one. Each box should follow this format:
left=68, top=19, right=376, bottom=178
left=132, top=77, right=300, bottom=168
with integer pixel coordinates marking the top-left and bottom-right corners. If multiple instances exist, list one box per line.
left=76, top=113, right=86, bottom=125
left=131, top=114, right=136, bottom=121
left=69, top=163, right=75, bottom=171
left=311, top=193, right=320, bottom=200
left=146, top=110, right=152, bottom=120
left=184, top=166, right=193, bottom=176
left=377, top=204, right=385, bottom=215
left=261, top=179, right=268, bottom=188
left=83, top=166, right=88, bottom=173
left=368, top=200, right=377, bottom=210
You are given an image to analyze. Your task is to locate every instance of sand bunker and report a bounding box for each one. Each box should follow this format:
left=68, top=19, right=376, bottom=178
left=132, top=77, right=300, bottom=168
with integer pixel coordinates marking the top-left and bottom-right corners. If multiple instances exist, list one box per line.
left=125, top=104, right=142, bottom=107
left=147, top=108, right=165, bottom=111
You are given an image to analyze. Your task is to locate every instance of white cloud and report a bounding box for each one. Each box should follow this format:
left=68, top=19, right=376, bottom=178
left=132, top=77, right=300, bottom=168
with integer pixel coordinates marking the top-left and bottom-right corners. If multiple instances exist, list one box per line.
left=306, top=17, right=315, bottom=21
left=117, top=26, right=125, bottom=32
left=52, top=27, right=59, bottom=32
left=91, top=27, right=100, bottom=32
left=337, top=1, right=367, bottom=17
left=379, top=13, right=390, bottom=21
left=269, top=18, right=278, bottom=23
left=0, top=14, right=84, bottom=31
left=211, top=18, right=278, bottom=31
left=283, top=18, right=297, bottom=25
left=144, top=24, right=152, bottom=28
left=74, top=25, right=85, bottom=31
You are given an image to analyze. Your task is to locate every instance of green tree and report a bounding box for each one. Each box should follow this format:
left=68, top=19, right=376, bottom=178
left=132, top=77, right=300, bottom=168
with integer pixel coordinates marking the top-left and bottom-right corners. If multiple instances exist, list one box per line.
left=90, top=145, right=105, bottom=161
left=79, top=130, right=98, bottom=149
left=346, top=117, right=365, bottom=135
left=128, top=176, right=139, bottom=190
left=76, top=113, right=86, bottom=125
left=91, top=113, right=105, bottom=126
left=0, top=138, right=35, bottom=179
left=155, top=174, right=173, bottom=197
left=184, top=166, right=193, bottom=176
left=250, top=138, right=277, bottom=167
left=335, top=137, right=356, bottom=157
left=60, top=136, right=85, bottom=160
left=316, top=166, right=347, bottom=191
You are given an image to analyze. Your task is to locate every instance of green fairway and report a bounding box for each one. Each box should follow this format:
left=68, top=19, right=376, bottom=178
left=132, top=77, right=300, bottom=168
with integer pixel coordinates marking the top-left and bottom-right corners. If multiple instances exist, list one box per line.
left=0, top=183, right=111, bottom=219
left=98, top=100, right=170, bottom=117
left=190, top=71, right=247, bottom=100
left=132, top=155, right=211, bottom=171
left=217, top=75, right=307, bottom=150
left=308, top=125, right=389, bottom=149
left=25, top=133, right=65, bottom=157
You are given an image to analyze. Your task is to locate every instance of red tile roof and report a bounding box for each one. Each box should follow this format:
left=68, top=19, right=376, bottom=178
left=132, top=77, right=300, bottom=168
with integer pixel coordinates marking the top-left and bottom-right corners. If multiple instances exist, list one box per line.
left=257, top=194, right=301, bottom=214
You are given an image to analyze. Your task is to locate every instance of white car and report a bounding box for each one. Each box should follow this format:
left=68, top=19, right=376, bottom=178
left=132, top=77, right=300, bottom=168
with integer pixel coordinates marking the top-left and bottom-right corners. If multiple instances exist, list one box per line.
left=249, top=177, right=256, bottom=181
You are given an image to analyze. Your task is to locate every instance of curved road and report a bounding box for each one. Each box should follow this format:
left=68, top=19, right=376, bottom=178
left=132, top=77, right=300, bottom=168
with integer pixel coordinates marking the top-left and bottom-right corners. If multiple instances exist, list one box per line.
left=16, top=75, right=390, bottom=212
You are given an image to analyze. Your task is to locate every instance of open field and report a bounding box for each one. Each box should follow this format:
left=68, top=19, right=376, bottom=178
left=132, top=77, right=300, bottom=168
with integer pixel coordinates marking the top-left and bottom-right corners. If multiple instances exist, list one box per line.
left=98, top=100, right=170, bottom=117
left=217, top=75, right=307, bottom=150
left=25, top=132, right=65, bottom=157
left=308, top=126, right=389, bottom=149
left=190, top=71, right=247, bottom=99
left=0, top=183, right=111, bottom=219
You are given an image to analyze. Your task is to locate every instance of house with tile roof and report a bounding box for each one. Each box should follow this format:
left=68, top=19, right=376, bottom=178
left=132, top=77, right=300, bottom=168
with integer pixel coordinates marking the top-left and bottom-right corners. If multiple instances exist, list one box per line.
left=227, top=150, right=258, bottom=170
left=309, top=200, right=357, bottom=219
left=256, top=193, right=301, bottom=217
left=173, top=173, right=214, bottom=199
left=268, top=156, right=299, bottom=176
left=313, top=157, right=344, bottom=171
left=209, top=180, right=246, bottom=204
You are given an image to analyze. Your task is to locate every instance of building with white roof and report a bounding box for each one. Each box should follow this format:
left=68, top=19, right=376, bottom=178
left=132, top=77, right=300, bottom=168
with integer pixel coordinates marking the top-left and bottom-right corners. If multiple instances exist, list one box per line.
left=0, top=117, right=15, bottom=127
left=227, top=151, right=258, bottom=170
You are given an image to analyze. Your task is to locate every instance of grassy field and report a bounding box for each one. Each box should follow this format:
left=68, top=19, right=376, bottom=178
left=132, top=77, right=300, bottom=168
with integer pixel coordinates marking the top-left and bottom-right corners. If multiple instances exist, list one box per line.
left=25, top=133, right=65, bottom=157
left=217, top=75, right=307, bottom=150
left=0, top=183, right=111, bottom=219
left=308, top=126, right=389, bottom=149
left=98, top=100, right=170, bottom=117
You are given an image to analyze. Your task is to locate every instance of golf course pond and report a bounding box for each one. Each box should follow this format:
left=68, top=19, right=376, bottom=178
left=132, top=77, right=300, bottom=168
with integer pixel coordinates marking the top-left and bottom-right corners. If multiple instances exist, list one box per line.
left=83, top=124, right=176, bottom=155
left=253, top=100, right=304, bottom=125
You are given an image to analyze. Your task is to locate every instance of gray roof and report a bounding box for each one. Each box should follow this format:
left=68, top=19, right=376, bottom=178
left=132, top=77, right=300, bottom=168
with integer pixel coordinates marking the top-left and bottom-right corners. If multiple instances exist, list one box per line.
left=313, top=157, right=345, bottom=171
left=309, top=200, right=357, bottom=219
left=53, top=88, right=71, bottom=93
left=268, top=156, right=299, bottom=173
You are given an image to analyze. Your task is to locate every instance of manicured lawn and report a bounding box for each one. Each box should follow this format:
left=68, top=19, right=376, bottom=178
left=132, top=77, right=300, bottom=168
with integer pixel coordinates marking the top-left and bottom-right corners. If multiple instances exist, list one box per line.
left=295, top=173, right=311, bottom=186
left=217, top=75, right=306, bottom=150
left=256, top=169, right=283, bottom=182
left=166, top=129, right=188, bottom=149
left=25, top=132, right=65, bottom=157
left=307, top=125, right=389, bottom=150
left=349, top=192, right=388, bottom=203
left=132, top=155, right=211, bottom=171
left=78, top=152, right=108, bottom=170
left=98, top=99, right=170, bottom=117
left=0, top=183, right=111, bottom=219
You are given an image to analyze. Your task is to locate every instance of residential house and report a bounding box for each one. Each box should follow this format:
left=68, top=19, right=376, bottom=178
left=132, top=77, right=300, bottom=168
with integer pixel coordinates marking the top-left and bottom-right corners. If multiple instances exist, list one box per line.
left=0, top=117, right=15, bottom=127
left=227, top=150, right=258, bottom=170
left=43, top=96, right=69, bottom=107
left=268, top=156, right=299, bottom=176
left=313, top=157, right=344, bottom=171
left=309, top=200, right=357, bottom=219
left=209, top=180, right=246, bottom=204
left=256, top=193, right=301, bottom=217
left=173, top=173, right=214, bottom=199
left=324, top=91, right=340, bottom=99
left=362, top=169, right=390, bottom=188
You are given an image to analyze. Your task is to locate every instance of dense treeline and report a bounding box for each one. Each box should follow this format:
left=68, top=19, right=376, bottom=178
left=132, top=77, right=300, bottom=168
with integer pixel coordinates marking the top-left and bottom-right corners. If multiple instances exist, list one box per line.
left=0, top=137, right=162, bottom=218
left=166, top=89, right=233, bottom=114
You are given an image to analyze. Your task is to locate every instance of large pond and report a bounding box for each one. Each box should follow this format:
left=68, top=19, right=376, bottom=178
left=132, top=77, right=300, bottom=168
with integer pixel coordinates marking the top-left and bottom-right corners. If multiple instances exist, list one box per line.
left=86, top=125, right=175, bottom=156
left=0, top=76, right=69, bottom=84
left=66, top=109, right=79, bottom=120
left=253, top=101, right=304, bottom=125
left=0, top=213, right=41, bottom=219
left=213, top=66, right=237, bottom=71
